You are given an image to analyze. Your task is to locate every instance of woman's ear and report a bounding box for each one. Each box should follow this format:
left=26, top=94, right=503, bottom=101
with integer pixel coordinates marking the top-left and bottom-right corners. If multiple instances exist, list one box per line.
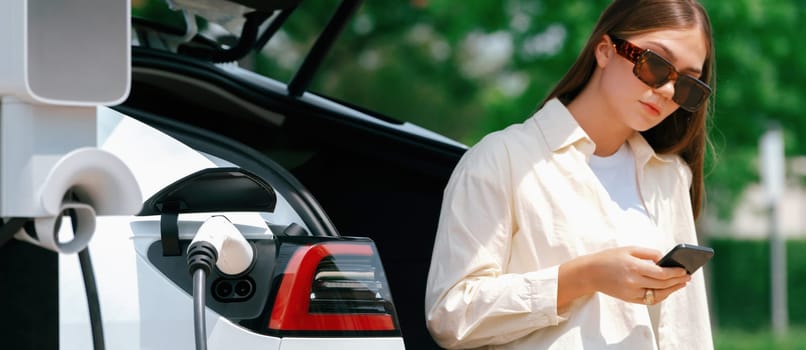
left=594, top=34, right=614, bottom=68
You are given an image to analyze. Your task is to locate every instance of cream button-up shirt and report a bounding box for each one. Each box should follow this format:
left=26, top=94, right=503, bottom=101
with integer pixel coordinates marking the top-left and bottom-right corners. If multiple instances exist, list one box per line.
left=425, top=98, right=713, bottom=349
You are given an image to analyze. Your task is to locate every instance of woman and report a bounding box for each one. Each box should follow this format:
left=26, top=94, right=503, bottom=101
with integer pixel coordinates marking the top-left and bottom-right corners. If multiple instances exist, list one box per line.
left=425, top=0, right=715, bottom=349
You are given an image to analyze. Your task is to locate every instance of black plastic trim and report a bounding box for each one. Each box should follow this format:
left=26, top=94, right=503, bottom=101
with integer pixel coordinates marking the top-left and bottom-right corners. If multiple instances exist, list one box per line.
left=139, top=167, right=277, bottom=216
left=160, top=202, right=181, bottom=256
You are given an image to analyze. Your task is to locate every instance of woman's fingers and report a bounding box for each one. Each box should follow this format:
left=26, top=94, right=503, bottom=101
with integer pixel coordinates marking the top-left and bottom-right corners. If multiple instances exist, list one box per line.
left=627, top=246, right=663, bottom=262
left=627, top=246, right=688, bottom=282
left=639, top=282, right=688, bottom=305
left=640, top=273, right=691, bottom=290
left=642, top=263, right=688, bottom=280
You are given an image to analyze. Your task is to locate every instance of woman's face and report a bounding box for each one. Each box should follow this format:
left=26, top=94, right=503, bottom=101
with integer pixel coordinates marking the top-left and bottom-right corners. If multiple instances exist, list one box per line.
left=597, top=27, right=708, bottom=132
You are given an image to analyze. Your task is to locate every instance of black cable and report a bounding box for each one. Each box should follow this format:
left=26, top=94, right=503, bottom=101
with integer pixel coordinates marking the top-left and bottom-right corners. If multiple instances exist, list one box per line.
left=78, top=248, right=105, bottom=350
left=187, top=241, right=217, bottom=350
left=65, top=206, right=106, bottom=350
left=0, top=218, right=29, bottom=249
left=192, top=268, right=208, bottom=350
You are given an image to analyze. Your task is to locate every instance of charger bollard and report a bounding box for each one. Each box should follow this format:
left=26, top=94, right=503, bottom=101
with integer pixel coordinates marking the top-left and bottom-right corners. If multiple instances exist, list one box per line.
left=0, top=1, right=133, bottom=349
left=0, top=0, right=133, bottom=217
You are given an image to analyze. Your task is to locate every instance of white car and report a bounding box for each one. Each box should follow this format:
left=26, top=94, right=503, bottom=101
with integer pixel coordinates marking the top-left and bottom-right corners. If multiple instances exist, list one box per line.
left=0, top=0, right=464, bottom=349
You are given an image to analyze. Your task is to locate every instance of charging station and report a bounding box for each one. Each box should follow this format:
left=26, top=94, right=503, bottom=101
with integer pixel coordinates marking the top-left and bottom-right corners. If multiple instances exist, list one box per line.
left=0, top=0, right=141, bottom=348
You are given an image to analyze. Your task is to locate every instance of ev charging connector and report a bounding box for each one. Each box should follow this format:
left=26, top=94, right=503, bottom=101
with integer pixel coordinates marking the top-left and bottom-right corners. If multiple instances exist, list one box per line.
left=187, top=215, right=255, bottom=350
left=188, top=215, right=255, bottom=275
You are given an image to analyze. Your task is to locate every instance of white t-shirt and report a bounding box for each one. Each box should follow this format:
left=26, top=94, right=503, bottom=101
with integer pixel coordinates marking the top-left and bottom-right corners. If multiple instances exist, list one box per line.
left=589, top=142, right=665, bottom=340
left=588, top=143, right=661, bottom=248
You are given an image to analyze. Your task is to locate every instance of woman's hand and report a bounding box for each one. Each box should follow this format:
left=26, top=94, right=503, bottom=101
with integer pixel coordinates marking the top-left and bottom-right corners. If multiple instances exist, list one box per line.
left=558, top=246, right=690, bottom=310
left=586, top=246, right=690, bottom=304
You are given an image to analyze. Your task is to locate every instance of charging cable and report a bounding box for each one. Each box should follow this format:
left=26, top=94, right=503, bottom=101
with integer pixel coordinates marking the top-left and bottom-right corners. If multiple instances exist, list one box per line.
left=186, top=215, right=254, bottom=350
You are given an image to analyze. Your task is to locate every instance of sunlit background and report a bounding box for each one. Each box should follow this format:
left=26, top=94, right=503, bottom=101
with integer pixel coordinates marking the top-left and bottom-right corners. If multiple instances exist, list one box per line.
left=133, top=1, right=806, bottom=348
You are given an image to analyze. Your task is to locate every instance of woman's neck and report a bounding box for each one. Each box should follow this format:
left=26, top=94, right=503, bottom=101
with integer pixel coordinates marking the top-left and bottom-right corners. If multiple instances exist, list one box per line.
left=566, top=87, right=635, bottom=157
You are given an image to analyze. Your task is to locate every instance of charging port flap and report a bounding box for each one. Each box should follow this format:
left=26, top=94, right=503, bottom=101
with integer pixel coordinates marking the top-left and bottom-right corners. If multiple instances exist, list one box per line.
left=138, top=167, right=276, bottom=255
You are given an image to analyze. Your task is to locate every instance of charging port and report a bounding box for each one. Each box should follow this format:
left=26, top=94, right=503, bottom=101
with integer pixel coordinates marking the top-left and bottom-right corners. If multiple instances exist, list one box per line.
left=235, top=280, right=253, bottom=297
left=212, top=278, right=255, bottom=302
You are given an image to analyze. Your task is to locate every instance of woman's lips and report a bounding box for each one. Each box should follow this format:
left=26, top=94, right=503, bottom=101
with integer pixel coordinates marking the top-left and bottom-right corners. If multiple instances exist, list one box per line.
left=640, top=101, right=660, bottom=116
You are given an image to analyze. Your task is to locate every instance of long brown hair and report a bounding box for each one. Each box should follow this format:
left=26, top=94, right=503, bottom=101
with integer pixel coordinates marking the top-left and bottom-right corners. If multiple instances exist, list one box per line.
left=542, top=0, right=715, bottom=219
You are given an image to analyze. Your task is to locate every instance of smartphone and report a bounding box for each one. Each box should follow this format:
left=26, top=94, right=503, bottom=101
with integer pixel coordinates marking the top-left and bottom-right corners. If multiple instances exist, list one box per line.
left=657, top=243, right=714, bottom=274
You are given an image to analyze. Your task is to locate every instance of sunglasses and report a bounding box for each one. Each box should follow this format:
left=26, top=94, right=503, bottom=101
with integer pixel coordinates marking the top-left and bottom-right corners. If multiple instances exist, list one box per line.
left=609, top=35, right=711, bottom=112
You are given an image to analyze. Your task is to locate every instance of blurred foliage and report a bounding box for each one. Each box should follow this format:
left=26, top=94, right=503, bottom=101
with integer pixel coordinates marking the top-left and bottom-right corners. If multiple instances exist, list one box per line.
left=131, top=0, right=806, bottom=220
left=709, top=238, right=806, bottom=330
left=714, top=327, right=806, bottom=350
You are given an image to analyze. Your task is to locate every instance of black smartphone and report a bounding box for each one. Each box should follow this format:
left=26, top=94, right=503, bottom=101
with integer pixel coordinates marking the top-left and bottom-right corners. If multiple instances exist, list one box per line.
left=657, top=243, right=714, bottom=274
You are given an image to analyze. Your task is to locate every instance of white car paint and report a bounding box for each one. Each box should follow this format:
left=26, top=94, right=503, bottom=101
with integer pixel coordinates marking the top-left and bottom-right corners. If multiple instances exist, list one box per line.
left=57, top=107, right=405, bottom=349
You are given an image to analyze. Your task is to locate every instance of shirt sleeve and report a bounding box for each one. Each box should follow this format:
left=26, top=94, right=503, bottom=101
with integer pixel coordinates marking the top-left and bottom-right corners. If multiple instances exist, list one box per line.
left=424, top=143, right=566, bottom=349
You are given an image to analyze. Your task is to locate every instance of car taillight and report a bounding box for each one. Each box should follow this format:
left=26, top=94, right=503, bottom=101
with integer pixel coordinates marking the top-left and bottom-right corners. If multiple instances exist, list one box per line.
left=268, top=239, right=400, bottom=335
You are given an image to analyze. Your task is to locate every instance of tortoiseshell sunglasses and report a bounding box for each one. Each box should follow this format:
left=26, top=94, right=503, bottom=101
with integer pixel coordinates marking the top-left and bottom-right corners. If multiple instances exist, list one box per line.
left=610, top=35, right=711, bottom=112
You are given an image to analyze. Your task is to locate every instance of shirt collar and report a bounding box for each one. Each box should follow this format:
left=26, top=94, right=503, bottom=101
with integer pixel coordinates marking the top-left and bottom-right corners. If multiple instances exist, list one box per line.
left=627, top=132, right=672, bottom=167
left=533, top=98, right=594, bottom=155
left=533, top=98, right=671, bottom=166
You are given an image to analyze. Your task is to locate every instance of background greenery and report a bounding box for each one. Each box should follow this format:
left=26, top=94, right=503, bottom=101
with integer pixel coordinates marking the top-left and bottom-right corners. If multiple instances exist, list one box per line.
left=714, top=327, right=806, bottom=350
left=709, top=239, right=806, bottom=349
left=249, top=0, right=806, bottom=221
left=709, top=238, right=806, bottom=330
left=135, top=0, right=806, bottom=220
left=133, top=0, right=806, bottom=346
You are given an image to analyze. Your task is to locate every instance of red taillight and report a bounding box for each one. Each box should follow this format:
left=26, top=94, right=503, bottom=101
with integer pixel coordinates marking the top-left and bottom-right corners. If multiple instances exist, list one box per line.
left=269, top=242, right=398, bottom=332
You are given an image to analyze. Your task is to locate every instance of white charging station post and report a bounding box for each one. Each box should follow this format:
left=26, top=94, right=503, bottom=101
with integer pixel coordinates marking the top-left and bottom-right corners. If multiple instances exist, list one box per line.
left=0, top=0, right=142, bottom=252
